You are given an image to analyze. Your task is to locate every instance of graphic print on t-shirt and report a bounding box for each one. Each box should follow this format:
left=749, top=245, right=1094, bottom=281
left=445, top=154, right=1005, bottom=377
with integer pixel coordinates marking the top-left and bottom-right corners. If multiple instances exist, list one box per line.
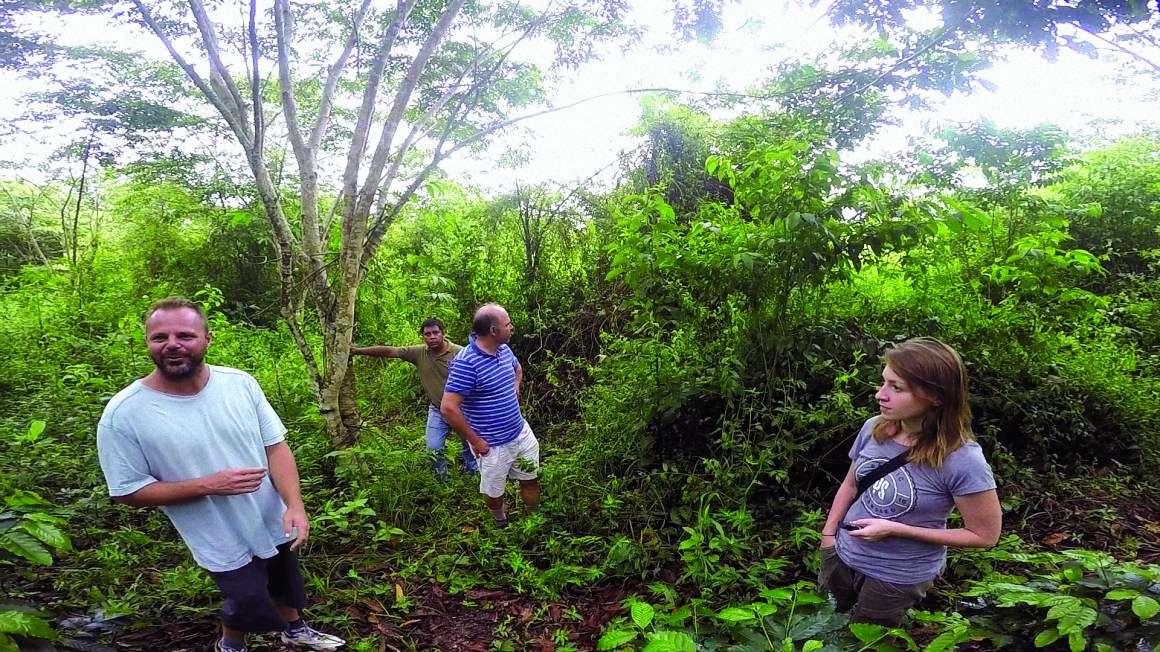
left=855, top=457, right=916, bottom=519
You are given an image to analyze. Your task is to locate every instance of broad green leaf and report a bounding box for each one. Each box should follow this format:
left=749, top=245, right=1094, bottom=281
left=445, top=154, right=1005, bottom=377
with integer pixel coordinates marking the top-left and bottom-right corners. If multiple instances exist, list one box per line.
left=596, top=628, right=637, bottom=650
left=0, top=531, right=51, bottom=565
left=802, top=642, right=824, bottom=652
left=642, top=630, right=696, bottom=652
left=1068, top=630, right=1086, bottom=652
left=748, top=602, right=776, bottom=618
left=1104, top=589, right=1139, bottom=600
left=792, top=592, right=827, bottom=605
left=631, top=602, right=655, bottom=630
left=1133, top=595, right=1160, bottom=620
left=1056, top=606, right=1097, bottom=635
left=1035, top=628, right=1061, bottom=647
left=0, top=610, right=56, bottom=639
left=0, top=635, right=17, bottom=652
left=1046, top=600, right=1080, bottom=621
left=714, top=607, right=755, bottom=622
left=27, top=421, right=46, bottom=438
left=849, top=622, right=891, bottom=643
left=18, top=522, right=70, bottom=551
left=924, top=628, right=971, bottom=652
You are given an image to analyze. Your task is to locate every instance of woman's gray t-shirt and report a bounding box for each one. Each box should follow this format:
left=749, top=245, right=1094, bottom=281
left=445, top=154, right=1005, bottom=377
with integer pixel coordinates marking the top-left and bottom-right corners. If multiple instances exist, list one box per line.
left=835, top=417, right=996, bottom=584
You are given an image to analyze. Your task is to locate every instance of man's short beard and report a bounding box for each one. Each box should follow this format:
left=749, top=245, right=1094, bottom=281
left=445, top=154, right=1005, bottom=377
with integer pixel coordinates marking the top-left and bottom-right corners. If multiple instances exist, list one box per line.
left=153, top=355, right=205, bottom=379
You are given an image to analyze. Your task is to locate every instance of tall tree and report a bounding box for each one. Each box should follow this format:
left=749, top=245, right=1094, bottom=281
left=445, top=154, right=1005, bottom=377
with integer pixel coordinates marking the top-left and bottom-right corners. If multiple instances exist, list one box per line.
left=112, top=0, right=632, bottom=447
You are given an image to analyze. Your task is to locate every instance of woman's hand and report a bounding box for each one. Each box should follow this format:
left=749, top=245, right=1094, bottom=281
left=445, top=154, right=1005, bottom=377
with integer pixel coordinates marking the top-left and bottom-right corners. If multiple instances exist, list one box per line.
left=845, top=518, right=898, bottom=542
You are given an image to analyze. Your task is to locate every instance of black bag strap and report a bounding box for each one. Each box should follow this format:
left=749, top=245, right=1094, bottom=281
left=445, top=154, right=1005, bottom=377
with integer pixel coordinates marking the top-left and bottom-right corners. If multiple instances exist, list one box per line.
left=853, top=450, right=910, bottom=502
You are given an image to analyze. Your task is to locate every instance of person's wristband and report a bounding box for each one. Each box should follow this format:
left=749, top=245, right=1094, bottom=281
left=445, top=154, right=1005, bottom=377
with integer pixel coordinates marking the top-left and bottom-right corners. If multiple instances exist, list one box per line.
left=821, top=532, right=836, bottom=537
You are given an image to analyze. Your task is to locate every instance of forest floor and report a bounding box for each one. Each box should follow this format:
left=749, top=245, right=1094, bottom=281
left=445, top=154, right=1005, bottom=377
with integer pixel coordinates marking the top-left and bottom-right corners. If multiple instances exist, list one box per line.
left=40, top=471, right=1160, bottom=652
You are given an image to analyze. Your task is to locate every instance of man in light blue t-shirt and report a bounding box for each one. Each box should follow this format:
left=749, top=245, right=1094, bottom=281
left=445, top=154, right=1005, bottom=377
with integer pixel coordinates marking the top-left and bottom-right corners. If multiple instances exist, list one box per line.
left=97, top=297, right=344, bottom=652
left=441, top=303, right=539, bottom=527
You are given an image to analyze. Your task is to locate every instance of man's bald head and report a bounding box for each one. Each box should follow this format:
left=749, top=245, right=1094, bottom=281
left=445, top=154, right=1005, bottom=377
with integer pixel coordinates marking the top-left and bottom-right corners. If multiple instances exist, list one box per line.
left=472, top=303, right=507, bottom=336
left=471, top=303, right=514, bottom=346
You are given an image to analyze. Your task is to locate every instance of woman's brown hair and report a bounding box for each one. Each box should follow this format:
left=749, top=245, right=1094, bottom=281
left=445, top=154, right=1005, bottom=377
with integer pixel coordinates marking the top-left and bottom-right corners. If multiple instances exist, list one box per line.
left=872, top=337, right=973, bottom=467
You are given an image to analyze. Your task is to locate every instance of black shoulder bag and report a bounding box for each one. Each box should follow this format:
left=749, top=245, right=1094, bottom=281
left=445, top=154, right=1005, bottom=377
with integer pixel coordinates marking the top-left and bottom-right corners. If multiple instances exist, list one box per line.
left=853, top=450, right=910, bottom=501
left=835, top=451, right=910, bottom=531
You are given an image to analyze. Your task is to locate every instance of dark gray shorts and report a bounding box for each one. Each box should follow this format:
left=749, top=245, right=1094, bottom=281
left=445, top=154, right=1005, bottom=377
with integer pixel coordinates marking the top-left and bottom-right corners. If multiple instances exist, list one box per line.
left=207, top=542, right=308, bottom=632
left=817, top=546, right=934, bottom=627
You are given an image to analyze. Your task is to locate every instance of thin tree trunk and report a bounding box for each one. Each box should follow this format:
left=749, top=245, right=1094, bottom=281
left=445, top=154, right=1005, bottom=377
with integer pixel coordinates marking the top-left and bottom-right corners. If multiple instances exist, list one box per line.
left=336, top=360, right=361, bottom=449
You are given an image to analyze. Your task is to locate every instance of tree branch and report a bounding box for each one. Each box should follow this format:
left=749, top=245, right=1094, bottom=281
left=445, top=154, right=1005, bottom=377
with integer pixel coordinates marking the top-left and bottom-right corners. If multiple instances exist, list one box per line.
left=339, top=0, right=419, bottom=215
left=248, top=0, right=263, bottom=152
left=1075, top=25, right=1160, bottom=75
left=186, top=0, right=252, bottom=142
left=357, top=0, right=468, bottom=219
left=310, top=0, right=374, bottom=152
left=375, top=13, right=544, bottom=196
left=129, top=0, right=251, bottom=149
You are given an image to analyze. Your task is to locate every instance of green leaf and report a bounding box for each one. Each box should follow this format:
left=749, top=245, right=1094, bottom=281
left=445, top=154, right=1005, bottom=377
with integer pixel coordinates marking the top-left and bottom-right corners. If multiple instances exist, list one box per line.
left=0, top=610, right=56, bottom=639
left=849, top=622, right=891, bottom=643
left=760, top=587, right=794, bottom=602
left=27, top=421, right=46, bottom=438
left=642, top=630, right=696, bottom=652
left=1046, top=600, right=1081, bottom=622
left=1133, top=595, right=1160, bottom=620
left=924, top=628, right=972, bottom=652
left=0, top=531, right=52, bottom=565
left=715, top=607, right=756, bottom=622
left=1035, top=628, right=1061, bottom=647
left=1104, top=589, right=1139, bottom=600
left=802, top=642, right=824, bottom=652
left=1056, top=606, right=1097, bottom=635
left=631, top=602, right=655, bottom=630
left=596, top=628, right=637, bottom=650
left=0, top=635, right=17, bottom=652
left=18, top=522, right=70, bottom=551
left=1068, top=630, right=1086, bottom=652
left=748, top=602, right=777, bottom=618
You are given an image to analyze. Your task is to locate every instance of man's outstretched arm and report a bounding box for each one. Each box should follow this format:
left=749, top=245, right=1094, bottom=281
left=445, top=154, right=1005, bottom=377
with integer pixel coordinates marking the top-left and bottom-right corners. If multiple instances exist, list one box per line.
left=351, top=345, right=402, bottom=357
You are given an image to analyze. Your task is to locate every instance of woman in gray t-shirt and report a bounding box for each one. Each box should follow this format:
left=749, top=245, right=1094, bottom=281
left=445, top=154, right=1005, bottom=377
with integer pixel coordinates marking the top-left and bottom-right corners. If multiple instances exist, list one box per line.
left=818, top=337, right=1002, bottom=626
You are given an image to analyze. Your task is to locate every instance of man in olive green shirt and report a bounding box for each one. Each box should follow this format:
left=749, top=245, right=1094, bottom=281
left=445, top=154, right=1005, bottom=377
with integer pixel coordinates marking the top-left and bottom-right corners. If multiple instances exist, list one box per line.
left=352, top=318, right=477, bottom=479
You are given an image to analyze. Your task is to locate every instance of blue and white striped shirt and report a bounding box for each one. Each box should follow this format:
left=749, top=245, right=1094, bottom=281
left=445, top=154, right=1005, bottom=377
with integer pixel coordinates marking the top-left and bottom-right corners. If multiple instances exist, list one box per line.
left=444, top=336, right=524, bottom=446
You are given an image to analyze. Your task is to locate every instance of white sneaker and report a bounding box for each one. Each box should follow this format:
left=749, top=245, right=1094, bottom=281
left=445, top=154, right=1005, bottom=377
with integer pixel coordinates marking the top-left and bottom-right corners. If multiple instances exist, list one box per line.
left=213, top=639, right=247, bottom=652
left=281, top=624, right=345, bottom=651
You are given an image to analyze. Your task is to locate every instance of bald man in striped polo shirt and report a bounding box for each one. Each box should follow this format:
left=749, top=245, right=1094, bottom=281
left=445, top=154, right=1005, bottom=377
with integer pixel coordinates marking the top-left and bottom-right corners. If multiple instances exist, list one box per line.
left=440, top=303, right=539, bottom=526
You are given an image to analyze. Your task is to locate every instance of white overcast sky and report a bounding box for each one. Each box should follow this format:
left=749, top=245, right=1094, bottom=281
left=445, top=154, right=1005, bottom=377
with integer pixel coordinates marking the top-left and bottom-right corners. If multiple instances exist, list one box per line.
left=482, top=0, right=1160, bottom=188
left=1, top=0, right=1157, bottom=188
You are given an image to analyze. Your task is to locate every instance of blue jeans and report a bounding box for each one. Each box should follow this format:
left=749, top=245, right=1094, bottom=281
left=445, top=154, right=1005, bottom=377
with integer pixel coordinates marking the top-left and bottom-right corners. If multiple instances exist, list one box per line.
left=427, top=405, right=478, bottom=476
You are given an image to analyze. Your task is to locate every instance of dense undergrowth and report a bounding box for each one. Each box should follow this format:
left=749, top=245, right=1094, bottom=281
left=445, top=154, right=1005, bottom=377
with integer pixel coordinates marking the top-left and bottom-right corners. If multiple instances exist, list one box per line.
left=3, top=123, right=1160, bottom=651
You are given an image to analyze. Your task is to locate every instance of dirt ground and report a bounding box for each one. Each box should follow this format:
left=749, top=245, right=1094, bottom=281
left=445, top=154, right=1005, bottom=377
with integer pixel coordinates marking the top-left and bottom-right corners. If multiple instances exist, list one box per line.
left=41, top=472, right=1160, bottom=652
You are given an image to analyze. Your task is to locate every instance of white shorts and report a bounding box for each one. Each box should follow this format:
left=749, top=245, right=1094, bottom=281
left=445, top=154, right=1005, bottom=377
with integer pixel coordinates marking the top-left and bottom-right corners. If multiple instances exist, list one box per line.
left=477, top=422, right=539, bottom=498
